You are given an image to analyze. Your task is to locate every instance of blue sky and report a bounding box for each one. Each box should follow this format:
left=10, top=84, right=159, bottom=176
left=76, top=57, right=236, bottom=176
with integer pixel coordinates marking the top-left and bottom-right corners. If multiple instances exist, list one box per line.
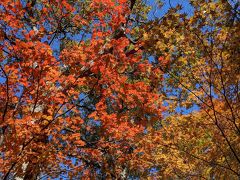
left=148, top=0, right=193, bottom=19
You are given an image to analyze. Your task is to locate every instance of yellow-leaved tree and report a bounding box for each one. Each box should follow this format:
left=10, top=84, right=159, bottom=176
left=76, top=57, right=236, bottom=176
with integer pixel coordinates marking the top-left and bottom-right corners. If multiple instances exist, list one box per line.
left=130, top=0, right=240, bottom=179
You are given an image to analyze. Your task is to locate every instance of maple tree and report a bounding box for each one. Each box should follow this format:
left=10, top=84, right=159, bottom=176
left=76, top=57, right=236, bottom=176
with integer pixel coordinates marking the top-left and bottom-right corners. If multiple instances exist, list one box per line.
left=137, top=0, right=240, bottom=179
left=0, top=0, right=162, bottom=179
left=0, top=0, right=239, bottom=179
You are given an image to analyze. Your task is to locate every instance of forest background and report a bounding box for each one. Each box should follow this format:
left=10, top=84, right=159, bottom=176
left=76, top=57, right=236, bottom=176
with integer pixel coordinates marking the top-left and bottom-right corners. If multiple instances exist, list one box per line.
left=0, top=0, right=239, bottom=179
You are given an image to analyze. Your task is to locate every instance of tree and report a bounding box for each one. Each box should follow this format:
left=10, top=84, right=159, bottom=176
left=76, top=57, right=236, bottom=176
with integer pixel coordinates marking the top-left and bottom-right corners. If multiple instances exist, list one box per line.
left=0, top=0, right=162, bottom=179
left=1, top=0, right=239, bottom=179
left=138, top=0, right=240, bottom=178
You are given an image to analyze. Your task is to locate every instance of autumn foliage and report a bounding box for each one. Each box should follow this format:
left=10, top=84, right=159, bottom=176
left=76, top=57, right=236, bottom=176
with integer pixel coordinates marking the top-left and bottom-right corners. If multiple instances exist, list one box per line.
left=0, top=0, right=239, bottom=179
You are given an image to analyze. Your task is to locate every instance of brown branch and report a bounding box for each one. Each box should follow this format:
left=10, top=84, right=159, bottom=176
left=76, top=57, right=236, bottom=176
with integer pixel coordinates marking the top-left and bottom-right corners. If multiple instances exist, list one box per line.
left=208, top=72, right=240, bottom=164
left=31, top=68, right=43, bottom=114
left=0, top=65, right=9, bottom=123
